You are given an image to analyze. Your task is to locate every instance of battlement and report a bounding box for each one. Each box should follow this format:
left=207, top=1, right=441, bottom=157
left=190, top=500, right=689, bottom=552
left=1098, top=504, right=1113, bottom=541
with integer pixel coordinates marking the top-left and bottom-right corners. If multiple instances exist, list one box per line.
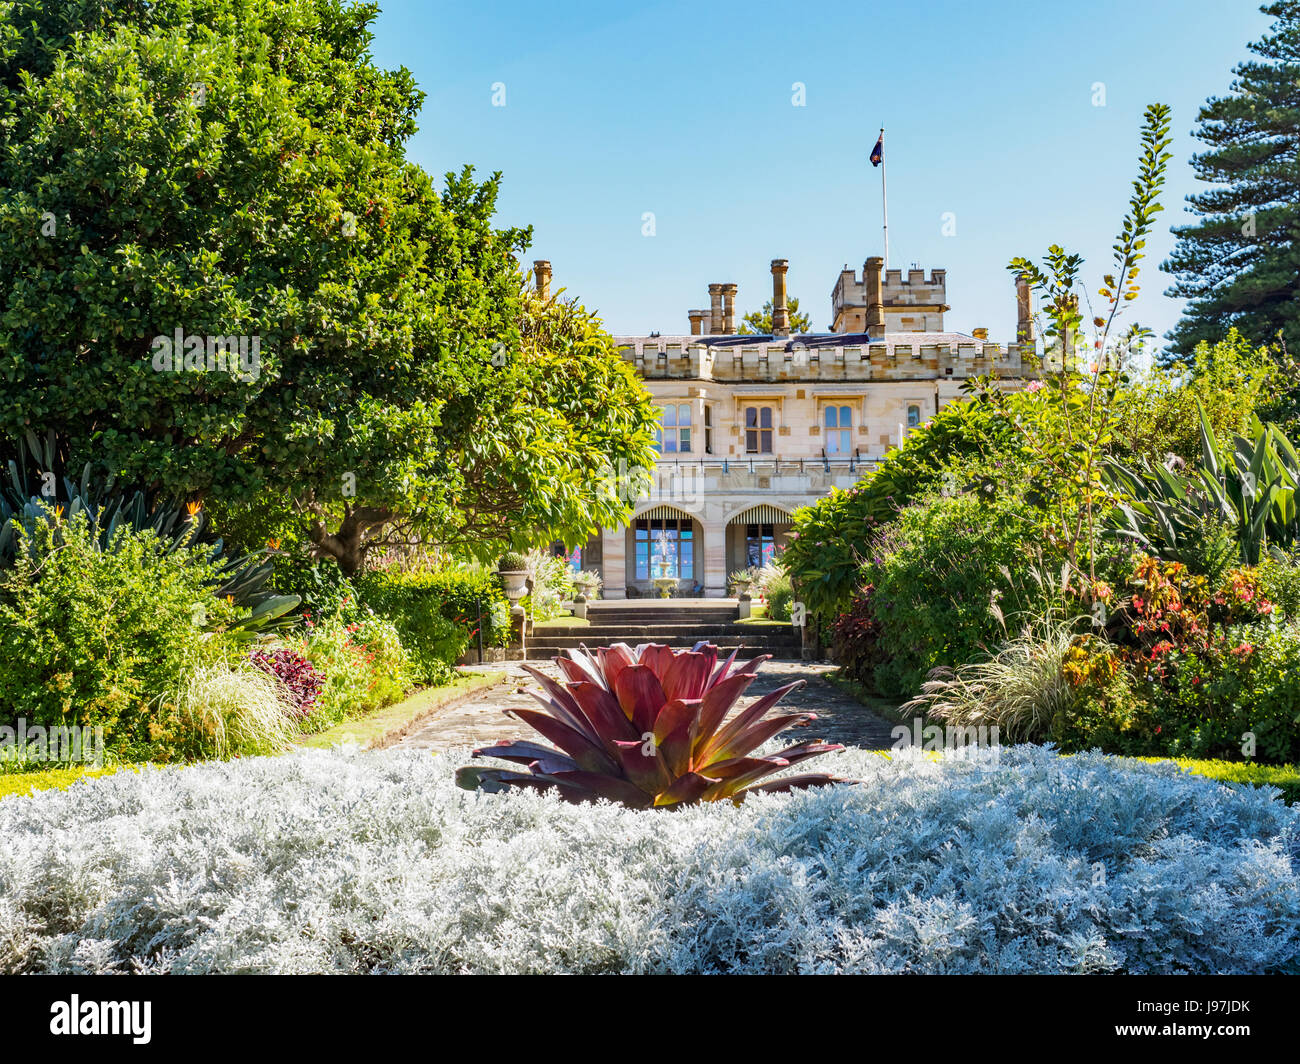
left=831, top=259, right=949, bottom=333
left=834, top=265, right=947, bottom=301
left=883, top=268, right=946, bottom=304
left=616, top=337, right=1057, bottom=383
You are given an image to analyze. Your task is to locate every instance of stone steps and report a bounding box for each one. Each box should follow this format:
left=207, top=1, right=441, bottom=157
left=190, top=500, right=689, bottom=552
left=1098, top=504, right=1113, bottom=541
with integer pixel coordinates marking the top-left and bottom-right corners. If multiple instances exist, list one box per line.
left=583, top=611, right=740, bottom=626
left=524, top=643, right=799, bottom=661
left=527, top=627, right=801, bottom=661
left=538, top=623, right=790, bottom=637
left=529, top=634, right=801, bottom=649
left=521, top=601, right=802, bottom=661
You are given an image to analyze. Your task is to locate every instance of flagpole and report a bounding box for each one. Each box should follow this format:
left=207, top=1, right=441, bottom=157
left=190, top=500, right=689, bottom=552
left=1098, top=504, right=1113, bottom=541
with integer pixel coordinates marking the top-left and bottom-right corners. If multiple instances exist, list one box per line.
left=879, top=127, right=889, bottom=270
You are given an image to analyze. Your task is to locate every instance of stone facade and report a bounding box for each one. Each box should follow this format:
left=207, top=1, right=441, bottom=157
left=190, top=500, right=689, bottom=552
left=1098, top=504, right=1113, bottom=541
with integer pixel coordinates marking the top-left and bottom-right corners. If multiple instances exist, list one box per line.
left=553, top=256, right=1051, bottom=599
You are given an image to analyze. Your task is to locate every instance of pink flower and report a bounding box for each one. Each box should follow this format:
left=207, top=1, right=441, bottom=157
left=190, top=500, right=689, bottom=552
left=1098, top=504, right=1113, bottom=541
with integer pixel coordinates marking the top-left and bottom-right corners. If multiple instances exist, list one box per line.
left=1026, top=380, right=1045, bottom=393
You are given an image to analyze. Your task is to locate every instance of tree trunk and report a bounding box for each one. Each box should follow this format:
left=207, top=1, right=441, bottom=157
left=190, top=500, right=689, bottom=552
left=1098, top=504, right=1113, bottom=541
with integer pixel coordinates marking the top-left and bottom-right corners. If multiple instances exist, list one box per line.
left=306, top=504, right=392, bottom=577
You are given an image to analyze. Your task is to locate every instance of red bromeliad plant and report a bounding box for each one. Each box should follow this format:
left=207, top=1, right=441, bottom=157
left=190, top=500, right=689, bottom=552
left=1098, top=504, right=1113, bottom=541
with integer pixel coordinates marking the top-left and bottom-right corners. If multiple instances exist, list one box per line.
left=457, top=642, right=846, bottom=808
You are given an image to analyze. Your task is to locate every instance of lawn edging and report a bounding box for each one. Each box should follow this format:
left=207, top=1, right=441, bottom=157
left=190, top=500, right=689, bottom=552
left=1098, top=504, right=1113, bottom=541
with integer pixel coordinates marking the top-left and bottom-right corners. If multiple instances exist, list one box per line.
left=298, top=670, right=508, bottom=751
left=0, top=764, right=140, bottom=801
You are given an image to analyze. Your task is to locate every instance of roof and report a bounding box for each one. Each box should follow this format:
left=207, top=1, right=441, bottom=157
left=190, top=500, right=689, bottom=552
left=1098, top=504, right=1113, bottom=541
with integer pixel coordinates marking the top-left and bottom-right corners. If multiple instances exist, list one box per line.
left=613, top=331, right=990, bottom=351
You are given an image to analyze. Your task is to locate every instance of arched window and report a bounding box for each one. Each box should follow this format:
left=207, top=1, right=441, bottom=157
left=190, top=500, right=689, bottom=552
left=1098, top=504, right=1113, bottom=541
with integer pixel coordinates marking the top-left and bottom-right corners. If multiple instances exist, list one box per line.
left=907, top=404, right=921, bottom=428
left=824, top=405, right=852, bottom=454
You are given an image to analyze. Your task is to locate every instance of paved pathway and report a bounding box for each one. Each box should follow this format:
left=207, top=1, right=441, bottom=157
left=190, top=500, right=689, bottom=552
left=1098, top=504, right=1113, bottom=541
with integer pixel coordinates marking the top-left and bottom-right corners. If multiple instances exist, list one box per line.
left=395, top=657, right=899, bottom=754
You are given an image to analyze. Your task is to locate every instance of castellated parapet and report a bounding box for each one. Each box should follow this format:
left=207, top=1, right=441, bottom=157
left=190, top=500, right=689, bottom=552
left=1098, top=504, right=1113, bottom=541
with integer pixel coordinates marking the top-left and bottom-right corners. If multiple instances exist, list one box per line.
left=616, top=337, right=1054, bottom=382
left=832, top=262, right=950, bottom=334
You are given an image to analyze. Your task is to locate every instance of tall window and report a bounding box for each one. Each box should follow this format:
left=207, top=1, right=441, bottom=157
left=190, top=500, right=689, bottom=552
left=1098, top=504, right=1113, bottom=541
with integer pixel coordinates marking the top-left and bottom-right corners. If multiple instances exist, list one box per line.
left=655, top=404, right=692, bottom=453
left=907, top=404, right=921, bottom=428
left=824, top=404, right=852, bottom=454
left=634, top=518, right=694, bottom=580
left=704, top=406, right=713, bottom=454
left=745, top=406, right=773, bottom=453
left=745, top=524, right=776, bottom=567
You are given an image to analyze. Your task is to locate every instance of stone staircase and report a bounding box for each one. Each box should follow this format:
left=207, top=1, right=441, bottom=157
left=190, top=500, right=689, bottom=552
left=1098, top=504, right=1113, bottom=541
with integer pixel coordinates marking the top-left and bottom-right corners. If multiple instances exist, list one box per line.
left=524, top=599, right=803, bottom=661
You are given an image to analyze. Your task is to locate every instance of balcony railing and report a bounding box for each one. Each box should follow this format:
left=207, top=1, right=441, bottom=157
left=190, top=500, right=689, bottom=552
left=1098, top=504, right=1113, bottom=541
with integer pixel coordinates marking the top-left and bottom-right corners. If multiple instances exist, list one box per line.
left=651, top=451, right=882, bottom=475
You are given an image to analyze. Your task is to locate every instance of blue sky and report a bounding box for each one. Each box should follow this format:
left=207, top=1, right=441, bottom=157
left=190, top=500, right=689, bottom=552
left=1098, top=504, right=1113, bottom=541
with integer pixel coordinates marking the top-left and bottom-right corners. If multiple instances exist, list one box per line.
left=370, top=0, right=1271, bottom=350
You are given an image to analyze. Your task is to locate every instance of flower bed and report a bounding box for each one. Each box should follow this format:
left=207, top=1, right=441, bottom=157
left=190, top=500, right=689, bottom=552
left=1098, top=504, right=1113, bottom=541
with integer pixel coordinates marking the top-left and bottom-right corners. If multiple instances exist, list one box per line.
left=1, top=745, right=1296, bottom=974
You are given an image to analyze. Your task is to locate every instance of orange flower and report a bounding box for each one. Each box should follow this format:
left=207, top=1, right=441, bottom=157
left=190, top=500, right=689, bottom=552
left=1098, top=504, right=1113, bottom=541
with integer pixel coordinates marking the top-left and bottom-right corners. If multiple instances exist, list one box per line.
left=186, top=501, right=203, bottom=516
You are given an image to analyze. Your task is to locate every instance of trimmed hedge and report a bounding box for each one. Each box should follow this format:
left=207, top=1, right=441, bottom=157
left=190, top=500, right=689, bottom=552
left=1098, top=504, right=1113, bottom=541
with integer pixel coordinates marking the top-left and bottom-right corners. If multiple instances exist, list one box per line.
left=355, top=568, right=511, bottom=682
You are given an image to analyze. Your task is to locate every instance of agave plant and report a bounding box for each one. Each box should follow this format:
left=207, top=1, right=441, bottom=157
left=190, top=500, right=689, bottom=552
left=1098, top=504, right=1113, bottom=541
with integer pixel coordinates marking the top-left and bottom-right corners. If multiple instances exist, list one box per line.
left=1104, top=400, right=1300, bottom=567
left=1, top=428, right=299, bottom=636
left=458, top=642, right=846, bottom=808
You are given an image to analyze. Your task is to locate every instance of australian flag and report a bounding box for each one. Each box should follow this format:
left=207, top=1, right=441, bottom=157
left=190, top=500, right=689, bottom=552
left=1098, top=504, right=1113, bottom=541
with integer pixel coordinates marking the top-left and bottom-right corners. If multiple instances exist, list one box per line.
left=870, top=132, right=883, bottom=167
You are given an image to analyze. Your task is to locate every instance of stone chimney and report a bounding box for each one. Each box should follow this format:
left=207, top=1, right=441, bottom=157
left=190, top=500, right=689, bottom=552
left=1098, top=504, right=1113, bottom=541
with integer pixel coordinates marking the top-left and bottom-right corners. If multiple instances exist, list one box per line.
left=972, top=327, right=988, bottom=340
left=688, top=309, right=705, bottom=336
left=708, top=284, right=724, bottom=334
left=770, top=260, right=790, bottom=337
left=534, top=260, right=551, bottom=301
left=864, top=256, right=885, bottom=338
left=721, top=283, right=737, bottom=333
left=1015, top=273, right=1036, bottom=344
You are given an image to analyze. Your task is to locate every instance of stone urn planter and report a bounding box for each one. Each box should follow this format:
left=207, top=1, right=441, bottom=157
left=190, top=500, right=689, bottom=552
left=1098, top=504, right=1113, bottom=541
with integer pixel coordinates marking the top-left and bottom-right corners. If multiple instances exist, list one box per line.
left=495, top=552, right=531, bottom=603
left=497, top=569, right=529, bottom=601
left=571, top=571, right=600, bottom=600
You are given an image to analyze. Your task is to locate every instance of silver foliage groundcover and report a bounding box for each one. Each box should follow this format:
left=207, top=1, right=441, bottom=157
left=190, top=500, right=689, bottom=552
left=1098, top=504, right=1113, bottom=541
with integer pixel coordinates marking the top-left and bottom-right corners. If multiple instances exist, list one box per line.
left=1, top=745, right=1297, bottom=974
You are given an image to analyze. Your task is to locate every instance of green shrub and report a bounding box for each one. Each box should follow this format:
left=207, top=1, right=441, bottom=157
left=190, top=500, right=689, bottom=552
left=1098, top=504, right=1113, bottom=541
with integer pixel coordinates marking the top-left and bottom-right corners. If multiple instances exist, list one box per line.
left=1057, top=637, right=1156, bottom=755
left=355, top=566, right=511, bottom=682
left=1135, top=621, right=1300, bottom=764
left=865, top=493, right=1065, bottom=697
left=300, top=613, right=412, bottom=727
left=758, top=565, right=794, bottom=622
left=266, top=549, right=355, bottom=623
left=0, top=516, right=239, bottom=756
left=1258, top=553, right=1300, bottom=622
left=1113, top=330, right=1286, bottom=463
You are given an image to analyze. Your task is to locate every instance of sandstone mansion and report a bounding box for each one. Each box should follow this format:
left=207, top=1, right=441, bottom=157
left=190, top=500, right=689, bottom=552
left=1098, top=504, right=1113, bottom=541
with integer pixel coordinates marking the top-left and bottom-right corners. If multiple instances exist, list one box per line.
left=533, top=255, right=1044, bottom=599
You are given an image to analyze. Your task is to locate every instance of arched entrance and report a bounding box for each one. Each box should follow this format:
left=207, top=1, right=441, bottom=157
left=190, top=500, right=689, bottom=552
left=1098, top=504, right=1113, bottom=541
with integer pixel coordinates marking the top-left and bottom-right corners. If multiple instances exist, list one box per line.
left=725, top=504, right=794, bottom=574
left=624, top=504, right=702, bottom=597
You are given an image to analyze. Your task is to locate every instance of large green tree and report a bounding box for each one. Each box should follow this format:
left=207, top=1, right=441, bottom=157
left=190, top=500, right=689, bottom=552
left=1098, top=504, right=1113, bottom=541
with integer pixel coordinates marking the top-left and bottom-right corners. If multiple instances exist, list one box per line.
left=1162, top=1, right=1300, bottom=361
left=0, top=0, right=656, bottom=573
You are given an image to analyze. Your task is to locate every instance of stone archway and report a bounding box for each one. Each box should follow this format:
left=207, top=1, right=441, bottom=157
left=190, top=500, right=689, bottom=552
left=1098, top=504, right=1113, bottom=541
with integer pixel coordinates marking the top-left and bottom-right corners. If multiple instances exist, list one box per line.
left=622, top=504, right=703, bottom=598
left=724, top=503, right=795, bottom=576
